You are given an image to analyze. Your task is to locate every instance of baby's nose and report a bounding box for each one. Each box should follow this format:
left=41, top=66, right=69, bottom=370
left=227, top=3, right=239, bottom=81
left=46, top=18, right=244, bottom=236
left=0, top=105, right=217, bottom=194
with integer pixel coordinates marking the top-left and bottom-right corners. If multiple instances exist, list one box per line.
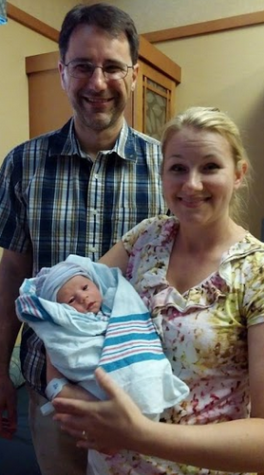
left=76, top=290, right=86, bottom=302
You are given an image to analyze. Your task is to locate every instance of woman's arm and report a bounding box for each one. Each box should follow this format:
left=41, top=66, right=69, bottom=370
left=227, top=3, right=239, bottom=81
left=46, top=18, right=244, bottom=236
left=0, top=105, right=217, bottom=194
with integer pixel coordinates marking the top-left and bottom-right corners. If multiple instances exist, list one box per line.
left=99, top=241, right=129, bottom=274
left=52, top=323, right=264, bottom=472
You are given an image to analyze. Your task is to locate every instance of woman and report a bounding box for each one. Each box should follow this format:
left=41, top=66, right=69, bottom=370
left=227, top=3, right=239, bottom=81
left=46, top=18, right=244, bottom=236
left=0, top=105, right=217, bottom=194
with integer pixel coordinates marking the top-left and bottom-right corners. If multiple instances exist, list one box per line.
left=53, top=106, right=264, bottom=475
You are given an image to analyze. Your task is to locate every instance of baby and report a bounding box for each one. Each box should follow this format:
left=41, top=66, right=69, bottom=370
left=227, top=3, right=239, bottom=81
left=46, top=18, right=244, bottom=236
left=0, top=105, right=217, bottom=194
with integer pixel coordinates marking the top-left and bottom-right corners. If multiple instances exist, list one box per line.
left=16, top=255, right=189, bottom=419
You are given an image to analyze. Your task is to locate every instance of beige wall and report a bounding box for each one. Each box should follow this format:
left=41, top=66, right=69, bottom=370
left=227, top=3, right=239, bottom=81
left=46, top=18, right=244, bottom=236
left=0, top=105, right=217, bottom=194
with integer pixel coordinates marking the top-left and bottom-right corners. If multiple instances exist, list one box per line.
left=157, top=26, right=264, bottom=238
left=84, top=0, right=264, bottom=33
left=9, top=0, right=77, bottom=29
left=0, top=0, right=78, bottom=159
left=0, top=19, right=57, bottom=158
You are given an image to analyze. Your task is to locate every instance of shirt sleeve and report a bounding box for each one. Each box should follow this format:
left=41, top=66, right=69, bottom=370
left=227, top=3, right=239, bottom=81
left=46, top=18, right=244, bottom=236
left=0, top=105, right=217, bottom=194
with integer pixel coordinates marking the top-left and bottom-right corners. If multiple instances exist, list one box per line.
left=0, top=148, right=31, bottom=252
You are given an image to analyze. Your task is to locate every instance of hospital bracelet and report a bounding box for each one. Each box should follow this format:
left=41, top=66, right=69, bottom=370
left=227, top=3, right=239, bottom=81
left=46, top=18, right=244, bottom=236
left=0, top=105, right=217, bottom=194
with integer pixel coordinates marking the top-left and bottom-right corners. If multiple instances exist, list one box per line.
left=45, top=377, right=69, bottom=400
left=40, top=401, right=55, bottom=416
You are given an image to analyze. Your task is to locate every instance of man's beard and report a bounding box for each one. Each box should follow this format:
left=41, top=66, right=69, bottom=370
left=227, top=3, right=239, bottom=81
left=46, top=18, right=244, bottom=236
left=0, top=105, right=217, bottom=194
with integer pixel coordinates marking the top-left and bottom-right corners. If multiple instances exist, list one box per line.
left=73, top=96, right=125, bottom=132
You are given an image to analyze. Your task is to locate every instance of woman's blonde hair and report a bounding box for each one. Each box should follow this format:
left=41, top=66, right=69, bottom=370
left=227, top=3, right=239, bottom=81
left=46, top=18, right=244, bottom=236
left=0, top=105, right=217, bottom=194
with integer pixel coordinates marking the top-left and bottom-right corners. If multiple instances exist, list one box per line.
left=161, top=106, right=250, bottom=225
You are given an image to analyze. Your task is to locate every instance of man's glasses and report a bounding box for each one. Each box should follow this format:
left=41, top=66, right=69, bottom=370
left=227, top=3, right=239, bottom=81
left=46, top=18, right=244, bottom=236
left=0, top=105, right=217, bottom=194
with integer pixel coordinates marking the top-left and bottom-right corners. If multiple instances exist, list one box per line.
left=63, top=60, right=134, bottom=80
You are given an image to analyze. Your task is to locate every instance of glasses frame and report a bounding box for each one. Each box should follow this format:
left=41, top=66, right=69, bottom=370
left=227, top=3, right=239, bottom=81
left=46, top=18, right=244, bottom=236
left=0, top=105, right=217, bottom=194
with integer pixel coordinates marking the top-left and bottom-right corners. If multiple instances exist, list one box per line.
left=62, top=60, right=134, bottom=81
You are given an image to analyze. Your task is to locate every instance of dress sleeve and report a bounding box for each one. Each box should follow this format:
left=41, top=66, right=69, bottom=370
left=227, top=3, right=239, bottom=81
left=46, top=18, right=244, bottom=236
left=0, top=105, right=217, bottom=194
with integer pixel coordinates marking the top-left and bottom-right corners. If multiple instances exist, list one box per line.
left=121, top=215, right=167, bottom=255
left=243, top=250, right=264, bottom=327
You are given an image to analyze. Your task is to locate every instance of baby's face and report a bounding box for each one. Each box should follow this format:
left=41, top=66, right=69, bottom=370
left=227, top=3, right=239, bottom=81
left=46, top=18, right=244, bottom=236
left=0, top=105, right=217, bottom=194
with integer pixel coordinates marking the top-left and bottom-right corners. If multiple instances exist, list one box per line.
left=57, top=275, right=102, bottom=313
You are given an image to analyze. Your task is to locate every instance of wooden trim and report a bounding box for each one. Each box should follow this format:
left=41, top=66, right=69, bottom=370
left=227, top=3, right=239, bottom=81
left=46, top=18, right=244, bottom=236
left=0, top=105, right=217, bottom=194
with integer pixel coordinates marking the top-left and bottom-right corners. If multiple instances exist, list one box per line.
left=143, top=10, right=264, bottom=43
left=26, top=51, right=60, bottom=74
left=6, top=2, right=59, bottom=42
left=139, top=35, right=181, bottom=83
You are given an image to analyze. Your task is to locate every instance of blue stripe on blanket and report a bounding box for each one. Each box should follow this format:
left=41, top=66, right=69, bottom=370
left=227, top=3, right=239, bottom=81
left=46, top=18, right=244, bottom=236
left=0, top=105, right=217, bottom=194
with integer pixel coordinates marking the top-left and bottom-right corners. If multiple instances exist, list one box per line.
left=100, top=351, right=165, bottom=372
left=103, top=332, right=160, bottom=344
left=99, top=311, right=166, bottom=372
left=103, top=313, right=153, bottom=324
left=101, top=339, right=162, bottom=357
left=16, top=294, right=57, bottom=324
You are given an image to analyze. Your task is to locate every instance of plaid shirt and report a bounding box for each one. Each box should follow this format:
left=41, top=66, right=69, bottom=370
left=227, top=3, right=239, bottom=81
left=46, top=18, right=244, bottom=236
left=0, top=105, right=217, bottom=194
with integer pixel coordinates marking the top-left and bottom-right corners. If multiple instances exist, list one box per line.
left=0, top=118, right=166, bottom=394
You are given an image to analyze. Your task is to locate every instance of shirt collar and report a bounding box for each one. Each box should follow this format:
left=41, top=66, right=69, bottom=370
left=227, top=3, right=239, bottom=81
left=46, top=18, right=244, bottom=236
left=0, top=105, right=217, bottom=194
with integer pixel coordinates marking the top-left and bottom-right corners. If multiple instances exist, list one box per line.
left=48, top=118, right=137, bottom=162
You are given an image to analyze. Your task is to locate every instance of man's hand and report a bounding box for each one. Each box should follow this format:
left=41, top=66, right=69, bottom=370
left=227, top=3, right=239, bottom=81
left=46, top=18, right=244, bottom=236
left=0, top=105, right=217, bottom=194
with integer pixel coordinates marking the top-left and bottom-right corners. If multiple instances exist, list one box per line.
left=0, top=249, right=32, bottom=440
left=0, top=374, right=17, bottom=439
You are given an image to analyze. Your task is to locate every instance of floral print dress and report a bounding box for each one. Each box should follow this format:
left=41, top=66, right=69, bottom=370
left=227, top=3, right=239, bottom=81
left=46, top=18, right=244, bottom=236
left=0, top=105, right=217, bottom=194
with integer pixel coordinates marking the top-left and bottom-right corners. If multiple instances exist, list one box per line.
left=88, top=215, right=264, bottom=475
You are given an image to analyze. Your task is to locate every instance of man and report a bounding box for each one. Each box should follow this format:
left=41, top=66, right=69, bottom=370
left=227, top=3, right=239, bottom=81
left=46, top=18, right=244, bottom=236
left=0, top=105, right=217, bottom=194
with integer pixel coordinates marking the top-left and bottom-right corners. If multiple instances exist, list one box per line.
left=0, top=3, right=166, bottom=474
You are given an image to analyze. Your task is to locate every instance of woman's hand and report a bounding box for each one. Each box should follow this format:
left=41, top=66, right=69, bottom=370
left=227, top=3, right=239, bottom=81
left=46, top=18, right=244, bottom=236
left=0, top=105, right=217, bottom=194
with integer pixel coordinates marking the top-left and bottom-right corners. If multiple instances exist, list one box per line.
left=52, top=367, right=150, bottom=453
left=52, top=367, right=264, bottom=472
